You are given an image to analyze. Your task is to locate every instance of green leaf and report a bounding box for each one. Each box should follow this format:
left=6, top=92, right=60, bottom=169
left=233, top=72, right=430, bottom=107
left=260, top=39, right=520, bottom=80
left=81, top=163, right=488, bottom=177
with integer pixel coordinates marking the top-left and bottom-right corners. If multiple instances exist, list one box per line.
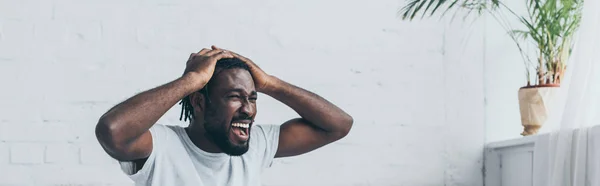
left=422, top=0, right=438, bottom=18
left=398, top=0, right=583, bottom=85
left=510, top=30, right=530, bottom=40
left=410, top=0, right=429, bottom=19
left=430, top=0, right=450, bottom=15
left=400, top=0, right=420, bottom=20
left=440, top=0, right=460, bottom=17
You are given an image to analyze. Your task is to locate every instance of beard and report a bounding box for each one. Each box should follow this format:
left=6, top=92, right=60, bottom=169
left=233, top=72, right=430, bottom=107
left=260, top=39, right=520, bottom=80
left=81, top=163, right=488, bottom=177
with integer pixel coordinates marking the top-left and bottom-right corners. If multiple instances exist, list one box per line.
left=203, top=109, right=250, bottom=156
left=204, top=122, right=250, bottom=156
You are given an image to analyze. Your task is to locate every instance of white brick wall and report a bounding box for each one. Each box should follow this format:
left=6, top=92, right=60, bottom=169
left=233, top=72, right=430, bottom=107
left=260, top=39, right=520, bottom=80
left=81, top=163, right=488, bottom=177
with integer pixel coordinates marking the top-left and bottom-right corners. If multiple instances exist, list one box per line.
left=0, top=142, right=8, bottom=165
left=0, top=0, right=486, bottom=185
left=0, top=165, right=33, bottom=185
left=9, top=143, right=46, bottom=165
left=44, top=143, right=79, bottom=164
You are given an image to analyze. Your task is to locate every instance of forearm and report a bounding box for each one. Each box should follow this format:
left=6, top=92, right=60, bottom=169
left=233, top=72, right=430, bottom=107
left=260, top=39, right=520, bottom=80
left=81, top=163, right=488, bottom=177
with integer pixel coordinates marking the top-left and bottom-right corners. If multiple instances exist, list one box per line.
left=97, top=74, right=204, bottom=143
left=263, top=76, right=353, bottom=134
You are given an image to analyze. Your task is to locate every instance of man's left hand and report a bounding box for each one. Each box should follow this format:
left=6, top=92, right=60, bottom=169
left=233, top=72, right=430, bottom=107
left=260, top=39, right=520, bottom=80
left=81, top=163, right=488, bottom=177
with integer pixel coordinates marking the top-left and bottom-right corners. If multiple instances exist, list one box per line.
left=211, top=45, right=276, bottom=93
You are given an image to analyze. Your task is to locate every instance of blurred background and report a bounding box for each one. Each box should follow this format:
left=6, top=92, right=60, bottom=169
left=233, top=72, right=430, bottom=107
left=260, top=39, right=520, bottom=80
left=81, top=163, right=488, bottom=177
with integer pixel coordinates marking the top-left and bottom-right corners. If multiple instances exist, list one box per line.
left=0, top=0, right=543, bottom=185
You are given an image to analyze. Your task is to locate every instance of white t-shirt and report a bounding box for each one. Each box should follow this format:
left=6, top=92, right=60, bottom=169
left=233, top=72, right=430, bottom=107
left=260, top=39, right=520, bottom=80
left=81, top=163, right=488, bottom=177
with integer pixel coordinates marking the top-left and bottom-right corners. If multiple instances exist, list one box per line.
left=118, top=124, right=281, bottom=186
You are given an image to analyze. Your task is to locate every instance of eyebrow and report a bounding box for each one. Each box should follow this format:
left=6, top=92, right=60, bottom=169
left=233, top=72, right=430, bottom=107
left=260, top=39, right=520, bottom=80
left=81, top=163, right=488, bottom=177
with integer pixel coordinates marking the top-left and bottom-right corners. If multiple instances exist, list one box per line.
left=228, top=88, right=257, bottom=96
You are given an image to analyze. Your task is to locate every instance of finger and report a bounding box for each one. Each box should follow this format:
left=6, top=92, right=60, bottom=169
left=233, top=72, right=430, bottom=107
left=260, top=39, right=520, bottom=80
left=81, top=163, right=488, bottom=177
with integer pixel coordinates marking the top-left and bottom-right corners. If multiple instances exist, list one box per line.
left=197, top=48, right=211, bottom=55
left=229, top=51, right=250, bottom=62
left=211, top=46, right=252, bottom=63
left=205, top=48, right=224, bottom=56
left=211, top=46, right=234, bottom=57
left=210, top=51, right=235, bottom=61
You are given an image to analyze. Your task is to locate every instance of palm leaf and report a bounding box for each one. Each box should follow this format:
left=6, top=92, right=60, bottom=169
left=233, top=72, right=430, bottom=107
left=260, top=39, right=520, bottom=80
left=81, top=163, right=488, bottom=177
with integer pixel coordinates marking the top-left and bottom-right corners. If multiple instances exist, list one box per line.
left=398, top=0, right=500, bottom=21
left=430, top=0, right=450, bottom=16
left=399, top=0, right=583, bottom=85
left=400, top=0, right=421, bottom=20
left=440, top=0, right=460, bottom=17
left=422, top=0, right=438, bottom=17
left=410, top=0, right=429, bottom=20
left=510, top=30, right=530, bottom=40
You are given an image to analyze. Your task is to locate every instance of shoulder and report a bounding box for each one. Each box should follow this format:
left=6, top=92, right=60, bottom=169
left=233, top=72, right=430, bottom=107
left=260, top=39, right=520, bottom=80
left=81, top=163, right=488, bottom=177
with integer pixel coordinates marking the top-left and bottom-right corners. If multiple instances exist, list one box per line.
left=149, top=123, right=185, bottom=140
left=118, top=124, right=189, bottom=180
left=250, top=124, right=281, bottom=146
left=249, top=124, right=281, bottom=169
left=152, top=123, right=182, bottom=132
left=251, top=124, right=280, bottom=138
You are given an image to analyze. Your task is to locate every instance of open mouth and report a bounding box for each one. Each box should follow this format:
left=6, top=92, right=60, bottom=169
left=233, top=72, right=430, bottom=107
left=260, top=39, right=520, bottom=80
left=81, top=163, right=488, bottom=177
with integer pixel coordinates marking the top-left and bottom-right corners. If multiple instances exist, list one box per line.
left=231, top=121, right=251, bottom=142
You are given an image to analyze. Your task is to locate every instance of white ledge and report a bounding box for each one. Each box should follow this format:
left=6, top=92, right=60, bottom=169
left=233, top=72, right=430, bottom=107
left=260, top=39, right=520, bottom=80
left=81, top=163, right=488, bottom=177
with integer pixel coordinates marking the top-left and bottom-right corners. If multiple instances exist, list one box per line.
left=486, top=134, right=539, bottom=150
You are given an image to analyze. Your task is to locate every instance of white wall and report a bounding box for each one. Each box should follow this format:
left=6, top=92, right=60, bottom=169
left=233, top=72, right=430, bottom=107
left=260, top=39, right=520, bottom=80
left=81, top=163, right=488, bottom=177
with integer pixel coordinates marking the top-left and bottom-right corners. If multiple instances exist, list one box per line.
left=483, top=8, right=529, bottom=142
left=0, top=0, right=486, bottom=185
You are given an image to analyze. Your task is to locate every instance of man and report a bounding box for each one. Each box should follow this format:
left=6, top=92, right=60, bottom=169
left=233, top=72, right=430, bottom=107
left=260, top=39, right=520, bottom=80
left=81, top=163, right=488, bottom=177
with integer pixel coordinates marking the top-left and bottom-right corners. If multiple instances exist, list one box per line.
left=95, top=45, right=353, bottom=186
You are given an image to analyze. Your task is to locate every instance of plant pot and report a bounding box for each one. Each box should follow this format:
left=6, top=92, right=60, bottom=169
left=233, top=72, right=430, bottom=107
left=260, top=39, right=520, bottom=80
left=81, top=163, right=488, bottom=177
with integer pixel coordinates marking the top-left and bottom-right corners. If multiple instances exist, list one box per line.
left=518, top=84, right=561, bottom=136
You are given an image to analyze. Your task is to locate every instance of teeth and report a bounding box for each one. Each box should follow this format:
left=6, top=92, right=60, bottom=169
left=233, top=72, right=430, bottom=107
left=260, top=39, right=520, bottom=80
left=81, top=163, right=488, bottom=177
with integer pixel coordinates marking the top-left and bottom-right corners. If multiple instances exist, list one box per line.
left=232, top=123, right=249, bottom=129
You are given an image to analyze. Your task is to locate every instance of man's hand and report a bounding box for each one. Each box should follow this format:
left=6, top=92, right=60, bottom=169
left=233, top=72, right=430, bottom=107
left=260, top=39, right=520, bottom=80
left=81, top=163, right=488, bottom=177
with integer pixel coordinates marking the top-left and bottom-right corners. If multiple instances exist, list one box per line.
left=211, top=46, right=274, bottom=92
left=184, top=47, right=235, bottom=88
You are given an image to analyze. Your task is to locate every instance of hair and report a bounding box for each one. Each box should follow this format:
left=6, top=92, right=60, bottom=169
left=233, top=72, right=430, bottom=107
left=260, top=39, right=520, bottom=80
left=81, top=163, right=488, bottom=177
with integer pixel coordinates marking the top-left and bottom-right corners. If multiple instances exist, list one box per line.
left=179, top=57, right=251, bottom=122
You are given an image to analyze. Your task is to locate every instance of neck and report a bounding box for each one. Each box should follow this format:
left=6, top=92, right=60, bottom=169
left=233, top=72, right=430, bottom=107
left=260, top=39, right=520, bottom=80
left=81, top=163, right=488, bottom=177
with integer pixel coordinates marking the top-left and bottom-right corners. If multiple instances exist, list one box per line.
left=185, top=121, right=223, bottom=153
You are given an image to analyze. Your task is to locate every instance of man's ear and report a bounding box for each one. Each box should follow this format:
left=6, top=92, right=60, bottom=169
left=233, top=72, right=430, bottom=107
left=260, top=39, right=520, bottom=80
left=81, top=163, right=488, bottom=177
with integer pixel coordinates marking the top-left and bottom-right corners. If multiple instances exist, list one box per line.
left=190, top=92, right=205, bottom=113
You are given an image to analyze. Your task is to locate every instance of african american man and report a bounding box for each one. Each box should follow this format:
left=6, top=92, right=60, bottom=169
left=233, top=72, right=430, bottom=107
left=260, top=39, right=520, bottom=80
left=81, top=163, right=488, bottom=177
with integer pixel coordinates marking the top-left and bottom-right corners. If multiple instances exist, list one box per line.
left=95, top=45, right=353, bottom=186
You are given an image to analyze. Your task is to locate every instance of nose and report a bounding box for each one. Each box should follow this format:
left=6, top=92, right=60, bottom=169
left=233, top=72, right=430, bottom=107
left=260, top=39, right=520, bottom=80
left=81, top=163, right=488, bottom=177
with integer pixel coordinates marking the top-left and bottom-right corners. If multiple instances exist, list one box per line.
left=239, top=98, right=255, bottom=118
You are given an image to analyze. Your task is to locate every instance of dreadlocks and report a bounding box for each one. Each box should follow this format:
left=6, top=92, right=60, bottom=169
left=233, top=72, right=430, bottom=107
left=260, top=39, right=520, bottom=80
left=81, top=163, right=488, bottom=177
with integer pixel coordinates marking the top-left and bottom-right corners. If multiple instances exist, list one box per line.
left=179, top=57, right=251, bottom=122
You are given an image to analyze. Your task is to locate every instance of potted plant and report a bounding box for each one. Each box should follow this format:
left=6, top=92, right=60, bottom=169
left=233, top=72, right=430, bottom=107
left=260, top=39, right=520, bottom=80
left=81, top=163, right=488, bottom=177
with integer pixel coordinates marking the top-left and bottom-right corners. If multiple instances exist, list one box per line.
left=399, top=0, right=583, bottom=135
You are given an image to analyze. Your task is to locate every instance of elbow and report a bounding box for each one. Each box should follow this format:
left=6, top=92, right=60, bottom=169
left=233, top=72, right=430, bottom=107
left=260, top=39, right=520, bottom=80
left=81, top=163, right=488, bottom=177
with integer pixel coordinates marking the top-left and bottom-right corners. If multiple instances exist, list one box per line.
left=95, top=116, right=119, bottom=145
left=95, top=117, right=129, bottom=160
left=342, top=115, right=354, bottom=136
left=333, top=114, right=354, bottom=139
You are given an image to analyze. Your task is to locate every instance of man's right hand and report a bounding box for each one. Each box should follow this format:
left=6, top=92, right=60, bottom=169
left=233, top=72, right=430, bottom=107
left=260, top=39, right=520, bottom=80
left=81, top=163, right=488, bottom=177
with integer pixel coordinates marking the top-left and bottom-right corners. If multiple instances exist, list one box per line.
left=183, top=47, right=234, bottom=88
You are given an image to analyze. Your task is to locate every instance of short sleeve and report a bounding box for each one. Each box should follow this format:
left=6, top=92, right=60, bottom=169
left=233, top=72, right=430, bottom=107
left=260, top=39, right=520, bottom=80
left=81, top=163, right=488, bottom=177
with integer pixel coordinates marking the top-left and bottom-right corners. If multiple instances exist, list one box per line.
left=252, top=124, right=281, bottom=169
left=118, top=124, right=168, bottom=180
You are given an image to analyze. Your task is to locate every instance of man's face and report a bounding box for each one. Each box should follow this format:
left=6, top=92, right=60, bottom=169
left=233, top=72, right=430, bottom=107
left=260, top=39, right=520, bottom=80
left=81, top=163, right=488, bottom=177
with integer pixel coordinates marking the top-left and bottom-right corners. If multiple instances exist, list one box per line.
left=203, top=68, right=257, bottom=156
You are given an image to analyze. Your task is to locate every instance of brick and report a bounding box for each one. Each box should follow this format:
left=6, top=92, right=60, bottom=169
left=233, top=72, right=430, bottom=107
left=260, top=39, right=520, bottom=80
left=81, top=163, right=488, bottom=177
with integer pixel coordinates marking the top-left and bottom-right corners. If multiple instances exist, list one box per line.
left=80, top=142, right=117, bottom=165
left=65, top=21, right=103, bottom=43
left=32, top=21, right=69, bottom=44
left=41, top=122, right=78, bottom=142
left=31, top=165, right=95, bottom=185
left=44, top=143, right=80, bottom=164
left=0, top=165, right=34, bottom=185
left=39, top=101, right=112, bottom=123
left=0, top=142, right=8, bottom=164
left=41, top=103, right=111, bottom=143
left=0, top=122, right=77, bottom=142
left=0, top=0, right=52, bottom=21
left=52, top=0, right=107, bottom=22
left=30, top=164, right=132, bottom=185
left=58, top=68, right=142, bottom=104
left=9, top=143, right=45, bottom=164
left=0, top=20, right=35, bottom=60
